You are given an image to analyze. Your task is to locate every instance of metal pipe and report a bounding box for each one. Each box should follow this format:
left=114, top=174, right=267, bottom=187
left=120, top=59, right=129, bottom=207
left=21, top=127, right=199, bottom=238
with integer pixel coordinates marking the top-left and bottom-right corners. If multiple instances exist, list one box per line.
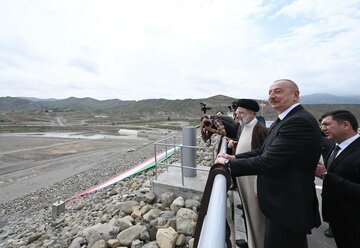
left=155, top=141, right=209, bottom=151
left=219, top=137, right=228, bottom=153
left=197, top=174, right=228, bottom=248
left=154, top=143, right=158, bottom=180
left=180, top=145, right=185, bottom=186
left=197, top=137, right=229, bottom=248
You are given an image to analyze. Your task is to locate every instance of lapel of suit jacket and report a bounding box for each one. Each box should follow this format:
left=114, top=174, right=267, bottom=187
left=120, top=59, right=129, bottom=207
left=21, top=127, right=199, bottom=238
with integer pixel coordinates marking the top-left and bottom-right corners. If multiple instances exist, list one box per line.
left=328, top=137, right=360, bottom=172
left=260, top=105, right=304, bottom=153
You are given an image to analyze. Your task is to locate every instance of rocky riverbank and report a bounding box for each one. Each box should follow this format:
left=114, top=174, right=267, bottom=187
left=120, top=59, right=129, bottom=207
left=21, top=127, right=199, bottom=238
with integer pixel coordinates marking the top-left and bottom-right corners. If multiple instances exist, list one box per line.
left=0, top=131, right=218, bottom=248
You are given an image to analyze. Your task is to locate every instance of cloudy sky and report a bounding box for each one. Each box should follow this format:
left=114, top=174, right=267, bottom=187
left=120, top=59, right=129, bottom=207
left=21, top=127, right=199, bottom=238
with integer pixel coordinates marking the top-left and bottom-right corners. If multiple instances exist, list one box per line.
left=0, top=0, right=359, bottom=101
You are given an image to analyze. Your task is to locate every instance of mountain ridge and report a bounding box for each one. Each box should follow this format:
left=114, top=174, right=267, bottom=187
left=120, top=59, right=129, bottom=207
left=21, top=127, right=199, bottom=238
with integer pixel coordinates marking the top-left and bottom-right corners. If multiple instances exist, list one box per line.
left=14, top=93, right=360, bottom=104
left=1, top=94, right=360, bottom=121
left=300, top=93, right=360, bottom=104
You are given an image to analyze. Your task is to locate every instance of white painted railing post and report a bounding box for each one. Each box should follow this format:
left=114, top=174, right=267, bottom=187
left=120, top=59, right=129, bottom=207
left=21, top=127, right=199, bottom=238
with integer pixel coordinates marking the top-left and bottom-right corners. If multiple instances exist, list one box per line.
left=197, top=137, right=229, bottom=248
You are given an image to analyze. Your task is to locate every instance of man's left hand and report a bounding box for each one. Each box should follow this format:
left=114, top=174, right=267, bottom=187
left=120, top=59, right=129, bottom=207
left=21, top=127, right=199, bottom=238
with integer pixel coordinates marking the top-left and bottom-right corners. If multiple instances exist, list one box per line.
left=215, top=157, right=227, bottom=165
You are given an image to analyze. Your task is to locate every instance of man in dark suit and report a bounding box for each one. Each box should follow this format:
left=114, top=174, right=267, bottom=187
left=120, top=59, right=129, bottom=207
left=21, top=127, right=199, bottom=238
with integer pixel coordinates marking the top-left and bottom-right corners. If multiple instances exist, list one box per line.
left=316, top=110, right=360, bottom=247
left=216, top=79, right=322, bottom=248
left=317, top=117, right=336, bottom=238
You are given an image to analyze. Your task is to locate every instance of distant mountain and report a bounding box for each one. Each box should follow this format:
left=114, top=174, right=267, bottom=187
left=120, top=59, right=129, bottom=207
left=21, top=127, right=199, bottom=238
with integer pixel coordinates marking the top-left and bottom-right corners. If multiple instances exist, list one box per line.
left=1, top=94, right=359, bottom=121
left=0, top=97, right=43, bottom=112
left=0, top=95, right=237, bottom=117
left=19, top=97, right=58, bottom=102
left=40, top=97, right=134, bottom=112
left=301, top=94, right=360, bottom=104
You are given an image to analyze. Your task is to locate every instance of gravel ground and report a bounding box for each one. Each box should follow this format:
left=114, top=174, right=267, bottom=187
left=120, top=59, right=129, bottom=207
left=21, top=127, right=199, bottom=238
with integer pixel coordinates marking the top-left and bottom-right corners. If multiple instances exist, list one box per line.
left=0, top=128, right=214, bottom=248
left=0, top=131, right=177, bottom=227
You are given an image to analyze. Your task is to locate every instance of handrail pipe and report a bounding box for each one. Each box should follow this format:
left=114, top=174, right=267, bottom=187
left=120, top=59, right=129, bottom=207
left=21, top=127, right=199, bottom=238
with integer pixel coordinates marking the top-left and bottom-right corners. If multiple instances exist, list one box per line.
left=194, top=137, right=232, bottom=248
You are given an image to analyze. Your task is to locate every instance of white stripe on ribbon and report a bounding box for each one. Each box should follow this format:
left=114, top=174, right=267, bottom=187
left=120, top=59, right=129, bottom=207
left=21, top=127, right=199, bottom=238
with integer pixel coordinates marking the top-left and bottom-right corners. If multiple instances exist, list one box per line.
left=65, top=147, right=177, bottom=202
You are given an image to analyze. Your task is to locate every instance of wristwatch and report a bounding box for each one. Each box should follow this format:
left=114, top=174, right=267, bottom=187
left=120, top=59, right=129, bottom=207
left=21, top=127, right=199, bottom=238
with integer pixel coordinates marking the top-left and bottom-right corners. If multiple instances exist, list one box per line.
left=320, top=172, right=327, bottom=180
left=224, top=159, right=230, bottom=167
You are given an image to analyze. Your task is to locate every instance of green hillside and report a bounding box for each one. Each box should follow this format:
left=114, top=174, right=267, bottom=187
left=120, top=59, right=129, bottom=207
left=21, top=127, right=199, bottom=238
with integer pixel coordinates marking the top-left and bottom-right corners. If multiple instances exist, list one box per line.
left=1, top=96, right=360, bottom=122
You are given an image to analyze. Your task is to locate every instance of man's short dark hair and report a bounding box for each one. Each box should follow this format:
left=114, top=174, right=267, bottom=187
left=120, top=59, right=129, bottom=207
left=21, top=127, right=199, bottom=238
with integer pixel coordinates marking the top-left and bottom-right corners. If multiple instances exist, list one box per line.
left=321, top=110, right=358, bottom=132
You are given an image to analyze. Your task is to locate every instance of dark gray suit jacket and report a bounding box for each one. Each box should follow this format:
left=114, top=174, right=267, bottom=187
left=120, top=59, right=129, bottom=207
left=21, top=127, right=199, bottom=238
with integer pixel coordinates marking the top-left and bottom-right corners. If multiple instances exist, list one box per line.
left=322, top=137, right=360, bottom=229
left=229, top=105, right=322, bottom=233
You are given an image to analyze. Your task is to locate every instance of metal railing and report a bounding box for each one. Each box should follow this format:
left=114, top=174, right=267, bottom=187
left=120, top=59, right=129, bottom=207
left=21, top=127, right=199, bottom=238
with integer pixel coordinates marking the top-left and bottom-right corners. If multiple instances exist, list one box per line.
left=194, top=137, right=232, bottom=248
left=153, top=132, right=231, bottom=248
left=153, top=133, right=215, bottom=186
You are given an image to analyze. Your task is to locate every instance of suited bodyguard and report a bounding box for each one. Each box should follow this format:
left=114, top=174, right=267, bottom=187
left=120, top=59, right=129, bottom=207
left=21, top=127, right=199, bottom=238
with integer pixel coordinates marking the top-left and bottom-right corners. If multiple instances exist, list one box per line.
left=316, top=110, right=360, bottom=247
left=216, top=79, right=321, bottom=248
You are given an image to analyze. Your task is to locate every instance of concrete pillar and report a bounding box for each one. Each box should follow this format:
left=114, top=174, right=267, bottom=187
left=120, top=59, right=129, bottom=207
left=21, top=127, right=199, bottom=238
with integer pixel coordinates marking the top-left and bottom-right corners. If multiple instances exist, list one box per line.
left=181, top=126, right=197, bottom=177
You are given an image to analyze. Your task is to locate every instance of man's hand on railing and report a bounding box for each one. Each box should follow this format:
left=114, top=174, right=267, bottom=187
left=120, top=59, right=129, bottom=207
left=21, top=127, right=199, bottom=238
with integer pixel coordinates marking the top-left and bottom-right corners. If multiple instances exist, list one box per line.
left=227, top=139, right=237, bottom=149
left=215, top=153, right=235, bottom=164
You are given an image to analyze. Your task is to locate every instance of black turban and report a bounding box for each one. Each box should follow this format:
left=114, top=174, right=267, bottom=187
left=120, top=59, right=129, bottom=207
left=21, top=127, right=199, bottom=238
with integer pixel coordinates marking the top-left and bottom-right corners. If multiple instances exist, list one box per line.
left=236, top=99, right=260, bottom=112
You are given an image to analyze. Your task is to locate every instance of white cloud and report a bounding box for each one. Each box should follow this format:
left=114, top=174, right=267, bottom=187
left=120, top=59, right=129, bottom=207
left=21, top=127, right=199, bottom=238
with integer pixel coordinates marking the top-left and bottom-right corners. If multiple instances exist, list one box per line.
left=0, top=0, right=359, bottom=100
left=274, top=0, right=359, bottom=18
left=261, top=0, right=360, bottom=96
